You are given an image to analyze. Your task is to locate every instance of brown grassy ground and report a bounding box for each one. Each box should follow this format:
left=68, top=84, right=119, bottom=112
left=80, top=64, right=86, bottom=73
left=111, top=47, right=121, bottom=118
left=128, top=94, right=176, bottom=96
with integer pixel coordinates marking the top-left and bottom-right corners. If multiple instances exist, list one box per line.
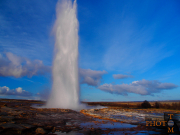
left=82, top=100, right=180, bottom=110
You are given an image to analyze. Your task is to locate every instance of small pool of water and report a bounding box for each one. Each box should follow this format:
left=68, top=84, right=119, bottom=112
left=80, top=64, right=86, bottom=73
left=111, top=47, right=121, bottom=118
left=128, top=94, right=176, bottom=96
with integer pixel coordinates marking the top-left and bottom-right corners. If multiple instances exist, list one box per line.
left=102, top=130, right=162, bottom=135
left=51, top=130, right=163, bottom=135
left=50, top=131, right=83, bottom=135
left=80, top=119, right=137, bottom=129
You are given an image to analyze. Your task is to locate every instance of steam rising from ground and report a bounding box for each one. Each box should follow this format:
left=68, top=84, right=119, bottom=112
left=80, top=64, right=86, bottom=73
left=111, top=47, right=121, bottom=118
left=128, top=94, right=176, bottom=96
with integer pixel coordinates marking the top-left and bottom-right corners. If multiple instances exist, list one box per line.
left=46, top=0, right=84, bottom=110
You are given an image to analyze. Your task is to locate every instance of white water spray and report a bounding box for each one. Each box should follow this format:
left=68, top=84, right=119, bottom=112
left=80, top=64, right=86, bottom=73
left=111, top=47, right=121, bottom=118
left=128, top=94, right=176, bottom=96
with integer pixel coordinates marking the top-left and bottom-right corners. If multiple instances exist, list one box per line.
left=46, top=0, right=83, bottom=110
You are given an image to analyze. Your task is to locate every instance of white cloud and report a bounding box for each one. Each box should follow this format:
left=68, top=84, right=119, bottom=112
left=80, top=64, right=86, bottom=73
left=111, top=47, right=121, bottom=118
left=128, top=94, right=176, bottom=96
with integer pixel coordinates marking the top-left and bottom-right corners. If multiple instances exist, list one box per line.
left=79, top=68, right=107, bottom=86
left=16, top=87, right=22, bottom=93
left=113, top=74, right=133, bottom=79
left=0, top=86, right=31, bottom=97
left=0, top=52, right=51, bottom=78
left=0, top=86, right=10, bottom=93
left=98, top=79, right=178, bottom=96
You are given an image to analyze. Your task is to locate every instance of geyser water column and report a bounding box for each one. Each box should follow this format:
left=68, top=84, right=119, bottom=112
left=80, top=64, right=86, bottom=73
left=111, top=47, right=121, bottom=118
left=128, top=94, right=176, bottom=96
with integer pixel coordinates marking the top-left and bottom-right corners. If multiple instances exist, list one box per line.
left=46, top=0, right=81, bottom=109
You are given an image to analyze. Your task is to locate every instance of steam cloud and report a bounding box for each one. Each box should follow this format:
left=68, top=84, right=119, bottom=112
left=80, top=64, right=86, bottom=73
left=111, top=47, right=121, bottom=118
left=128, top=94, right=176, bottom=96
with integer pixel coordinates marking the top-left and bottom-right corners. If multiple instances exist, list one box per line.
left=98, top=79, right=178, bottom=95
left=0, top=52, right=50, bottom=78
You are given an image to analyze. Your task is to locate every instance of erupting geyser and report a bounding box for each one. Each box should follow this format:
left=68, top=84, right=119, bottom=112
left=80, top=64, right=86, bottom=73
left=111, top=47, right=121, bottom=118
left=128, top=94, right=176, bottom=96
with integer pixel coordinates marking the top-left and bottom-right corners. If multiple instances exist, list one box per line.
left=46, top=0, right=83, bottom=110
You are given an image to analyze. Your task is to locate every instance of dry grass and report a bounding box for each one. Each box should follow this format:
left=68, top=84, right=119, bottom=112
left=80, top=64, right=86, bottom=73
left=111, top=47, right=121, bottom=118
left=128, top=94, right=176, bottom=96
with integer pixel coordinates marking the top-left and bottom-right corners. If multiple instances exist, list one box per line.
left=83, top=100, right=180, bottom=110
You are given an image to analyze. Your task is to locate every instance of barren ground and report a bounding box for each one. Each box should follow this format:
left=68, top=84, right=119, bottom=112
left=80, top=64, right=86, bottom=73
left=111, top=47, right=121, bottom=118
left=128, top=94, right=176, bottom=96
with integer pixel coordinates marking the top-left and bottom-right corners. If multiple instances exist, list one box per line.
left=0, top=99, right=179, bottom=135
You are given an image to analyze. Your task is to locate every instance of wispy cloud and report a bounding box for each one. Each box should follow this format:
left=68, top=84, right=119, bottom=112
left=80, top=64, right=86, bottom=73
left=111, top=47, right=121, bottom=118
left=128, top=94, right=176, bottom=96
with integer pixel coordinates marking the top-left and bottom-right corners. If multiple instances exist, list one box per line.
left=0, top=52, right=51, bottom=78
left=0, top=86, right=32, bottom=97
left=98, top=79, right=178, bottom=96
left=113, top=74, right=133, bottom=79
left=0, top=1, right=56, bottom=65
left=78, top=1, right=175, bottom=72
left=103, top=20, right=173, bottom=72
left=79, top=68, right=107, bottom=86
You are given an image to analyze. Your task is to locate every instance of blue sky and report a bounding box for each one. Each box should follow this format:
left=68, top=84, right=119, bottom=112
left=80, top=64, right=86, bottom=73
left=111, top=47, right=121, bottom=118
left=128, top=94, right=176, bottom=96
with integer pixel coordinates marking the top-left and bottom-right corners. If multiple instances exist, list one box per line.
left=0, top=0, right=180, bottom=101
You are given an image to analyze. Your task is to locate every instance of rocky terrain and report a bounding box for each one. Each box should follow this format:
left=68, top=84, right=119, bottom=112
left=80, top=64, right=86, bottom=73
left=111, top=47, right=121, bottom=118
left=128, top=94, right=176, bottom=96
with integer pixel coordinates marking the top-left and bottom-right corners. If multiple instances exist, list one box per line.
left=0, top=99, right=179, bottom=135
left=0, top=99, right=95, bottom=134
